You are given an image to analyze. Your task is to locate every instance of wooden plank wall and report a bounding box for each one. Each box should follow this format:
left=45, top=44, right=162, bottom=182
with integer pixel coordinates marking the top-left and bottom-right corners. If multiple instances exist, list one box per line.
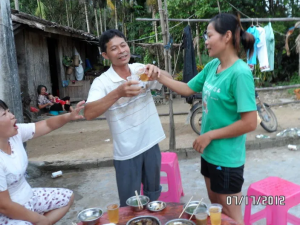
left=15, top=30, right=51, bottom=106
left=58, top=36, right=88, bottom=99
left=61, top=80, right=90, bottom=102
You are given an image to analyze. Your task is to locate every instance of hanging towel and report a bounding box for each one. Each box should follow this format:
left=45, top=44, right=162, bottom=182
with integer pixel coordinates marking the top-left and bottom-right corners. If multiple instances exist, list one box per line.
left=182, top=25, right=198, bottom=83
left=264, top=22, right=275, bottom=71
left=256, top=26, right=270, bottom=72
left=246, top=26, right=260, bottom=71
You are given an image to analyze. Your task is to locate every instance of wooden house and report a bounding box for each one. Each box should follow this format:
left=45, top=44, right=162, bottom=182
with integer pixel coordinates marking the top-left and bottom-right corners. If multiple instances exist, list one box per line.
left=11, top=9, right=99, bottom=105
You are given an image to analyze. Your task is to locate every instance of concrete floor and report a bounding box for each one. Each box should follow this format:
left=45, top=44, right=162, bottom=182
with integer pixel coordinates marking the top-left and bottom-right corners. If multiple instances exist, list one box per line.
left=28, top=146, right=300, bottom=225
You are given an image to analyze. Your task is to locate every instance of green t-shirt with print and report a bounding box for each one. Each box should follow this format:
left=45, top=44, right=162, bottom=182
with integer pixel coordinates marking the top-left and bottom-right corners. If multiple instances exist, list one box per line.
left=188, top=58, right=256, bottom=167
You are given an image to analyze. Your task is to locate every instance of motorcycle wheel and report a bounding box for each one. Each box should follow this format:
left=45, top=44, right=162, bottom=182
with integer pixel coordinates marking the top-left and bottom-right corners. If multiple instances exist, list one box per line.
left=259, top=103, right=278, bottom=132
left=190, top=106, right=203, bottom=135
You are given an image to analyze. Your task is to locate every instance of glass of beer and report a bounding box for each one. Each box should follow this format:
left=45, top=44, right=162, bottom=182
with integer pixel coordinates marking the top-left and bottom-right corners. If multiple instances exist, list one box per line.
left=107, top=203, right=119, bottom=223
left=134, top=64, right=148, bottom=82
left=209, top=204, right=222, bottom=225
left=194, top=208, right=208, bottom=225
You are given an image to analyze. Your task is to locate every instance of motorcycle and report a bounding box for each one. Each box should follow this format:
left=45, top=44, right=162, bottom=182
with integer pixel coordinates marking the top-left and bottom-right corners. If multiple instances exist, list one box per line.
left=188, top=90, right=278, bottom=135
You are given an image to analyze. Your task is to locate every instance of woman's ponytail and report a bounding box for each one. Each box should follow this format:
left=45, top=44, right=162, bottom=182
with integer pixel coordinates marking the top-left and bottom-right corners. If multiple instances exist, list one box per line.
left=237, top=14, right=255, bottom=58
left=241, top=31, right=255, bottom=59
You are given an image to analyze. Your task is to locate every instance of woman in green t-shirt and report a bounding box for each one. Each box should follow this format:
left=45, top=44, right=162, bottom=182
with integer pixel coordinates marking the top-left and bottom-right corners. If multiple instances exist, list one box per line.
left=147, top=13, right=257, bottom=224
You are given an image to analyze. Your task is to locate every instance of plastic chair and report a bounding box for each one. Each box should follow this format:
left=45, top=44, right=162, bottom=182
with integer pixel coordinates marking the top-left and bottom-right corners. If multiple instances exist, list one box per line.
left=244, top=176, right=300, bottom=225
left=141, top=152, right=184, bottom=202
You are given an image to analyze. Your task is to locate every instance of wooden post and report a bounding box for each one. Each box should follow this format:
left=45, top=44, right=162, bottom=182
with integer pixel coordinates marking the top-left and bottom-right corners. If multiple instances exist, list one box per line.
left=94, top=8, right=99, bottom=36
left=165, top=0, right=175, bottom=151
left=84, top=0, right=90, bottom=33
left=157, top=0, right=167, bottom=103
left=104, top=9, right=107, bottom=31
left=0, top=0, right=23, bottom=122
left=157, top=0, right=168, bottom=71
left=99, top=9, right=103, bottom=34
left=157, top=0, right=176, bottom=151
left=115, top=0, right=118, bottom=29
left=69, top=0, right=74, bottom=28
left=132, top=41, right=135, bottom=53
left=196, top=23, right=202, bottom=66
left=65, top=0, right=70, bottom=27
left=14, top=0, right=19, bottom=10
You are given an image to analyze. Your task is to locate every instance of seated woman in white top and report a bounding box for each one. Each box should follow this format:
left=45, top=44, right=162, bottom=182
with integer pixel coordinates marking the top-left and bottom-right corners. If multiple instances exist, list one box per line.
left=0, top=99, right=85, bottom=225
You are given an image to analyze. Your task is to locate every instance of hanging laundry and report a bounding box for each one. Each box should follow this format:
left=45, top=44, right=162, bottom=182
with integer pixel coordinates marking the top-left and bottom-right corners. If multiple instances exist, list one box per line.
left=264, top=22, right=275, bottom=71
left=256, top=26, right=270, bottom=72
left=246, top=26, right=260, bottom=71
left=182, top=25, right=198, bottom=83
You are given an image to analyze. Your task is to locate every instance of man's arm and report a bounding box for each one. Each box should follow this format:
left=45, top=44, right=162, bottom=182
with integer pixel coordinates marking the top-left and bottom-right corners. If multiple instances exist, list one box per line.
left=84, top=80, right=141, bottom=120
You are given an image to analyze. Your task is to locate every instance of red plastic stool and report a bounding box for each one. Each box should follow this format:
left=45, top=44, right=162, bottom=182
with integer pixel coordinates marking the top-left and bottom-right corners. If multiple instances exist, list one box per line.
left=141, top=152, right=184, bottom=202
left=244, top=176, right=300, bottom=225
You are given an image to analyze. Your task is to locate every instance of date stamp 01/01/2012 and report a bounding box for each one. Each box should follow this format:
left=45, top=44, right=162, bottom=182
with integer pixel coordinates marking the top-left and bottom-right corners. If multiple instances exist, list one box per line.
left=226, top=195, right=285, bottom=206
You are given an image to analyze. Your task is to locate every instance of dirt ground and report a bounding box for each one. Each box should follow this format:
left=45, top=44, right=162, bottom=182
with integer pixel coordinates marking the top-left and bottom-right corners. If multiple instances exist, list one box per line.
left=26, top=90, right=300, bottom=162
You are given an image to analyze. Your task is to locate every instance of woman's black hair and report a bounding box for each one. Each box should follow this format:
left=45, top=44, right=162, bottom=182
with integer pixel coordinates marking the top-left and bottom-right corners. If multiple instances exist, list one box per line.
left=209, top=13, right=255, bottom=58
left=37, top=85, right=47, bottom=95
left=0, top=100, right=8, bottom=111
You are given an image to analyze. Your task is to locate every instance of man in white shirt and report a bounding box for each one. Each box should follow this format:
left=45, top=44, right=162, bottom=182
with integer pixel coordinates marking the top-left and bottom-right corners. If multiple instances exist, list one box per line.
left=84, top=29, right=171, bottom=206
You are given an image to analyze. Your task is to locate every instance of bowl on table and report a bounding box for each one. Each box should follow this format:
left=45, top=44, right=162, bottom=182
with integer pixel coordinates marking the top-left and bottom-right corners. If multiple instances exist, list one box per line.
left=77, top=208, right=103, bottom=225
left=126, top=195, right=150, bottom=212
left=147, top=201, right=167, bottom=212
left=183, top=201, right=209, bottom=218
left=165, top=218, right=196, bottom=225
left=126, top=215, right=161, bottom=225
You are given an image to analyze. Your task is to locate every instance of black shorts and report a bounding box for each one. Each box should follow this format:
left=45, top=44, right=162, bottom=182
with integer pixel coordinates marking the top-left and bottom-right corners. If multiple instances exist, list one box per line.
left=201, top=157, right=244, bottom=194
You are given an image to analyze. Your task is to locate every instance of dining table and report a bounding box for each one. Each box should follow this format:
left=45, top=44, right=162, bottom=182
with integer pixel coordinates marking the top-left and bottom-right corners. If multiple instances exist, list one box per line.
left=77, top=202, right=239, bottom=225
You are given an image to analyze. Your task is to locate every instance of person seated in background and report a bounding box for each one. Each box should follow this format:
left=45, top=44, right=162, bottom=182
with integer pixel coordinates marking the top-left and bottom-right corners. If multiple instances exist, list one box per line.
left=37, top=85, right=73, bottom=114
left=0, top=99, right=85, bottom=225
left=47, top=93, right=71, bottom=112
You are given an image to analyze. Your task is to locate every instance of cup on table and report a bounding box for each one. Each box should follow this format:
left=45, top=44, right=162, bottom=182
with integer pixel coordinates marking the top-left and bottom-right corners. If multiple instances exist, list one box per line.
left=107, top=203, right=119, bottom=223
left=194, top=207, right=208, bottom=225
left=209, top=203, right=222, bottom=225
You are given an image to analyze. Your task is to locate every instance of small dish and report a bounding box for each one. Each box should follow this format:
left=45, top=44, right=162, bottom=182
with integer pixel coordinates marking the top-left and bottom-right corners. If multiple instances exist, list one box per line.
left=147, top=201, right=167, bottom=212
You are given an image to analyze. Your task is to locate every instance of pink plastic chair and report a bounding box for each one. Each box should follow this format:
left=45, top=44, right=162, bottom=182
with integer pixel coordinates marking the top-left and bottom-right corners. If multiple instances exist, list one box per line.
left=141, top=152, right=184, bottom=202
left=244, top=176, right=300, bottom=225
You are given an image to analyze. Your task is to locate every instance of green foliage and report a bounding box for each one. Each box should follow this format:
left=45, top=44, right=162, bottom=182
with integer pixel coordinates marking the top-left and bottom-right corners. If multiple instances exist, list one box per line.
left=9, top=0, right=300, bottom=86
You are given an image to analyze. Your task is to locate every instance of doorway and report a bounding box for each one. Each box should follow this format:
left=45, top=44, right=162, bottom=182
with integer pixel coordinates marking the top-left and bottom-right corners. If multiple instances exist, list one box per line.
left=47, top=38, right=59, bottom=96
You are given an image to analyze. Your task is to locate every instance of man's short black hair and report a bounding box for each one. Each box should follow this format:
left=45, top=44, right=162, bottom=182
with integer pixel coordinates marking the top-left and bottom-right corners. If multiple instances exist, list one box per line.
left=99, top=29, right=126, bottom=53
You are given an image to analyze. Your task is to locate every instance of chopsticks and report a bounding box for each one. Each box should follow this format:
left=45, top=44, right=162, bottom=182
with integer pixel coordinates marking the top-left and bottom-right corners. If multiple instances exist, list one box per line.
left=135, top=190, right=143, bottom=209
left=178, top=196, right=193, bottom=218
left=189, top=198, right=204, bottom=220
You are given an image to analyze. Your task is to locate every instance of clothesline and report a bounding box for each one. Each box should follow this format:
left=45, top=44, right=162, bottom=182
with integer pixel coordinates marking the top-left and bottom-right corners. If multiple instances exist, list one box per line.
left=127, top=13, right=196, bottom=43
left=135, top=1, right=299, bottom=40
left=224, top=0, right=287, bottom=37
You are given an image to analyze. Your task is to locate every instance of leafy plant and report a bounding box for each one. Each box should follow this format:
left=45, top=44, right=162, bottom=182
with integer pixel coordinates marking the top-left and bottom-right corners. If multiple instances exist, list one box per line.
left=62, top=56, right=73, bottom=67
